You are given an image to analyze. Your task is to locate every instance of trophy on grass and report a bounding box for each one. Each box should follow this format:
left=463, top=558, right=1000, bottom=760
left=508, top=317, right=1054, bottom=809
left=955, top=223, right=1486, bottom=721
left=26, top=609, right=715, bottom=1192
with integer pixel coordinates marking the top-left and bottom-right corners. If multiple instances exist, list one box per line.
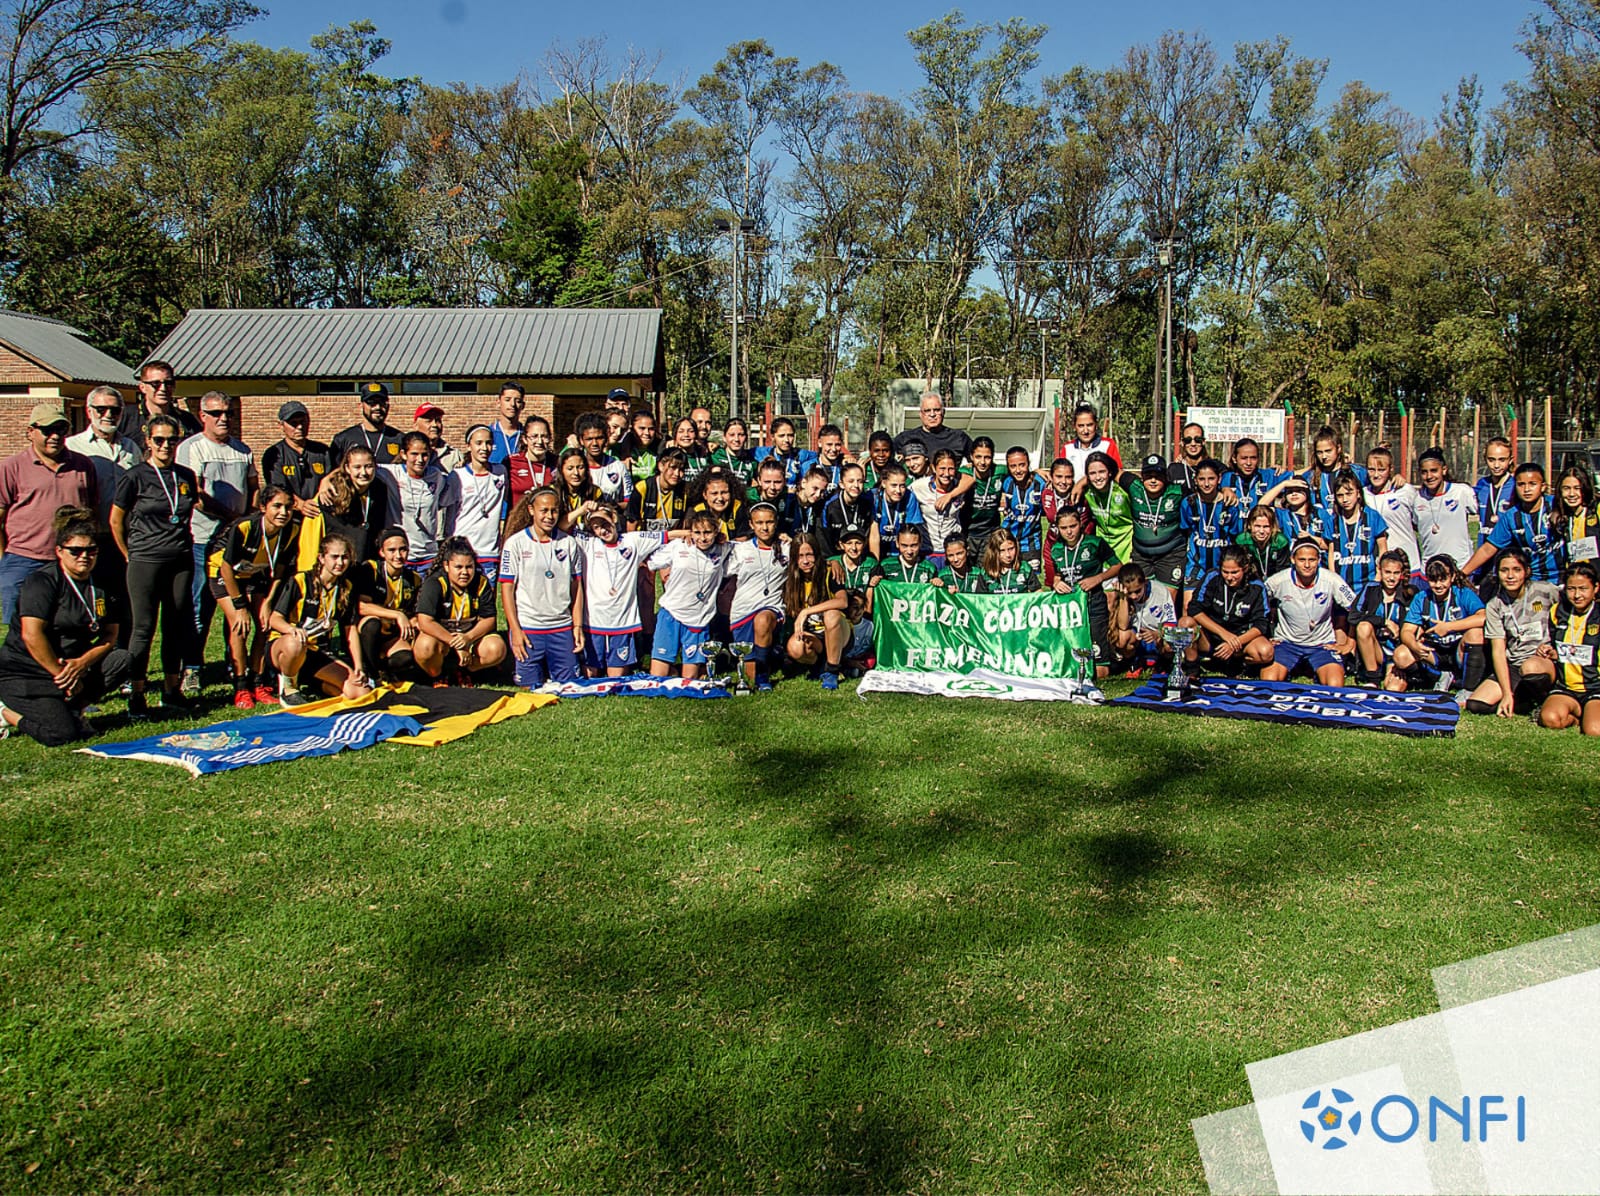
left=728, top=641, right=756, bottom=695
left=1070, top=645, right=1104, bottom=705
left=700, top=639, right=727, bottom=689
left=1160, top=622, right=1197, bottom=701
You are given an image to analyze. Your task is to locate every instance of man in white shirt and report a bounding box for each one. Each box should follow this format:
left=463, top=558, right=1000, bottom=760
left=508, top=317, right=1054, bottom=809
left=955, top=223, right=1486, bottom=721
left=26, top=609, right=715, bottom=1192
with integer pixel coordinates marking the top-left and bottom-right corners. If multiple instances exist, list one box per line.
left=1262, top=538, right=1358, bottom=685
left=1412, top=447, right=1478, bottom=568
left=177, top=391, right=258, bottom=687
left=67, top=386, right=141, bottom=525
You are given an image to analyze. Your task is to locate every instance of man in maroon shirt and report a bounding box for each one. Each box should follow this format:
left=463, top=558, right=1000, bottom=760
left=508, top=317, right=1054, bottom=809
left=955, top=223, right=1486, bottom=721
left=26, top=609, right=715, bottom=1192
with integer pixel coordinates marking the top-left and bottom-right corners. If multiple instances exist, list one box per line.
left=0, top=404, right=99, bottom=625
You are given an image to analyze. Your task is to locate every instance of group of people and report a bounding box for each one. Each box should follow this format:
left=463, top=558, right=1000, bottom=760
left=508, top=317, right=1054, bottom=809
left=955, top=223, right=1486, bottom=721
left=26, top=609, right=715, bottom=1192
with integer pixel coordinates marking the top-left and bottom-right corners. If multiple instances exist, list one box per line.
left=1, top=371, right=1597, bottom=745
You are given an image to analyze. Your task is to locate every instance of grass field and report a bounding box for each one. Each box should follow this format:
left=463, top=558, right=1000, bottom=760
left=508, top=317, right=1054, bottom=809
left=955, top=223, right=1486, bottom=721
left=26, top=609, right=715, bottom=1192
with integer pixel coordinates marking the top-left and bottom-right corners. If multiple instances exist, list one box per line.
left=1, top=674, right=1596, bottom=1193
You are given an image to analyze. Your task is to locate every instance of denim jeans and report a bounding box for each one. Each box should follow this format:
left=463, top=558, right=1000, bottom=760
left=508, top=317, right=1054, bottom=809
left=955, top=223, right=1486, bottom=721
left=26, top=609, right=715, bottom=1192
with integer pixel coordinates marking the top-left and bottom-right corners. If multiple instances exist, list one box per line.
left=0, top=552, right=48, bottom=627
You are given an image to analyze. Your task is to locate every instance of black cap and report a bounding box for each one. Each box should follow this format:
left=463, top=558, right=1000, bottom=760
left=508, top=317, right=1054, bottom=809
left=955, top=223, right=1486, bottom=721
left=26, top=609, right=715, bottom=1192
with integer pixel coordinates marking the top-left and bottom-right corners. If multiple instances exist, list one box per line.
left=837, top=525, right=866, bottom=544
left=360, top=381, right=389, bottom=403
left=1141, top=453, right=1166, bottom=475
left=606, top=388, right=630, bottom=402
left=277, top=400, right=309, bottom=422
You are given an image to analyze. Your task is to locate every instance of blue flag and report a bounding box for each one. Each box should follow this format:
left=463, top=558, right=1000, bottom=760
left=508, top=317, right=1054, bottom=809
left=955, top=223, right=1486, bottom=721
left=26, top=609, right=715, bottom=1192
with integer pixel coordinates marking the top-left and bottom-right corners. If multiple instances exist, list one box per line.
left=1114, top=676, right=1459, bottom=737
left=78, top=709, right=422, bottom=775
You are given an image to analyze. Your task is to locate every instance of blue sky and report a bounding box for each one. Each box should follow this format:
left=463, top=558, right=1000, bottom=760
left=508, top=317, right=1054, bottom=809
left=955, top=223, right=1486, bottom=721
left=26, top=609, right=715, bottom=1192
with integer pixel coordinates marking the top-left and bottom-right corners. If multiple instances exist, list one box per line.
left=248, top=0, right=1535, bottom=124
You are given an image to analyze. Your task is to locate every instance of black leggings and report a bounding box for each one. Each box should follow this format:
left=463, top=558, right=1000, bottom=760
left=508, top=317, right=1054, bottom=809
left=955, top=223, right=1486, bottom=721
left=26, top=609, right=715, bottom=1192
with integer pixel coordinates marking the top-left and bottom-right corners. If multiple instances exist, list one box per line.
left=0, top=649, right=133, bottom=746
left=126, top=555, right=196, bottom=681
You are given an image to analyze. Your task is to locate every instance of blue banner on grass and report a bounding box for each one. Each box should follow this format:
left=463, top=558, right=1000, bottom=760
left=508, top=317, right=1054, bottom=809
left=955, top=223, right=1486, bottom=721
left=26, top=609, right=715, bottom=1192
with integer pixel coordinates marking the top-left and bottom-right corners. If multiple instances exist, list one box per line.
left=78, top=709, right=422, bottom=775
left=537, top=676, right=730, bottom=699
left=1114, top=676, right=1459, bottom=736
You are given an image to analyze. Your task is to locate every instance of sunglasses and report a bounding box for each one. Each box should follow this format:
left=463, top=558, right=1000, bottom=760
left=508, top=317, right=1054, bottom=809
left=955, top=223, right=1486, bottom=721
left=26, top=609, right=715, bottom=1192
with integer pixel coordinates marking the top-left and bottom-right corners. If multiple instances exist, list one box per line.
left=143, top=378, right=175, bottom=388
left=36, top=423, right=69, bottom=435
left=89, top=405, right=121, bottom=415
left=1182, top=435, right=1205, bottom=444
left=150, top=436, right=179, bottom=446
left=201, top=409, right=230, bottom=418
left=62, top=545, right=98, bottom=557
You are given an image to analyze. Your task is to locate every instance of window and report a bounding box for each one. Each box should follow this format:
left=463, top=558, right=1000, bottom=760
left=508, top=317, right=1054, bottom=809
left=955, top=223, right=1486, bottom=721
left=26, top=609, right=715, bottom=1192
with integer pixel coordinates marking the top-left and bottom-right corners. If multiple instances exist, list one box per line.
left=401, top=379, right=442, bottom=395
left=440, top=380, right=477, bottom=394
left=317, top=379, right=357, bottom=394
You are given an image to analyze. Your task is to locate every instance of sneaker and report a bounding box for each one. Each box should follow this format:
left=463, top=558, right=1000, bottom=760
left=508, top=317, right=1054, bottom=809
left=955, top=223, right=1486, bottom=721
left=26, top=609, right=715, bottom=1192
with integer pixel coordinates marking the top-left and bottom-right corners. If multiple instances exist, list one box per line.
left=126, top=692, right=149, bottom=722
left=252, top=684, right=277, bottom=705
left=820, top=670, right=839, bottom=691
left=118, top=681, right=134, bottom=696
left=180, top=667, right=201, bottom=698
left=73, top=712, right=95, bottom=739
left=278, top=675, right=308, bottom=707
left=455, top=668, right=476, bottom=689
left=233, top=689, right=255, bottom=711
left=0, top=698, right=10, bottom=738
left=1124, top=666, right=1145, bottom=680
left=755, top=675, right=774, bottom=693
left=1432, top=669, right=1456, bottom=693
left=160, top=688, right=193, bottom=711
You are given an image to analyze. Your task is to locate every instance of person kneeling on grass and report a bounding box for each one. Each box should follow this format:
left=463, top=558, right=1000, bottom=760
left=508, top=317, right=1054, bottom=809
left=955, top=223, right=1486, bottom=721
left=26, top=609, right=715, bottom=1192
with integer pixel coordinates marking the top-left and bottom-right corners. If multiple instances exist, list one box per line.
left=1261, top=537, right=1357, bottom=686
left=1351, top=550, right=1414, bottom=687
left=412, top=537, right=507, bottom=686
left=1181, top=545, right=1274, bottom=675
left=1389, top=555, right=1486, bottom=695
left=1465, top=547, right=1558, bottom=717
left=646, top=511, right=729, bottom=680
left=1106, top=562, right=1177, bottom=677
left=355, top=527, right=423, bottom=682
left=499, top=489, right=585, bottom=688
left=209, top=486, right=299, bottom=709
left=267, top=533, right=372, bottom=705
left=0, top=510, right=134, bottom=745
left=1536, top=560, right=1600, bottom=735
left=784, top=532, right=850, bottom=691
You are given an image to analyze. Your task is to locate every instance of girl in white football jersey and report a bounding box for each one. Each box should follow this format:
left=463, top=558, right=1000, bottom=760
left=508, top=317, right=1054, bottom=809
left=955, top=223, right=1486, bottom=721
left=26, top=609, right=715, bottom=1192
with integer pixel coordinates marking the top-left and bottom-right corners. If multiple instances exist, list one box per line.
left=725, top=502, right=787, bottom=691
left=646, top=511, right=729, bottom=678
left=498, top=488, right=585, bottom=686
left=576, top=501, right=686, bottom=676
left=444, top=425, right=507, bottom=580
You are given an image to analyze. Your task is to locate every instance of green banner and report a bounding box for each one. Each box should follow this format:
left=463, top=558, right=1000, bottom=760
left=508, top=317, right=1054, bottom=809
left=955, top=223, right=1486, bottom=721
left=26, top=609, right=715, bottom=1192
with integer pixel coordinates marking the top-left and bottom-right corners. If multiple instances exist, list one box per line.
left=872, top=583, right=1093, bottom=679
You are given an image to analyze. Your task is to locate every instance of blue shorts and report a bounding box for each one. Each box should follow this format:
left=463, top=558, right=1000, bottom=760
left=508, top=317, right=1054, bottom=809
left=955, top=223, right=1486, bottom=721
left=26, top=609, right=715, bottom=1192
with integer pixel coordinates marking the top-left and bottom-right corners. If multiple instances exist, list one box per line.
left=847, top=616, right=874, bottom=659
left=1273, top=641, right=1340, bottom=675
left=583, top=630, right=638, bottom=672
left=1407, top=643, right=1461, bottom=680
left=730, top=608, right=781, bottom=637
left=651, top=607, right=709, bottom=664
left=513, top=625, right=581, bottom=686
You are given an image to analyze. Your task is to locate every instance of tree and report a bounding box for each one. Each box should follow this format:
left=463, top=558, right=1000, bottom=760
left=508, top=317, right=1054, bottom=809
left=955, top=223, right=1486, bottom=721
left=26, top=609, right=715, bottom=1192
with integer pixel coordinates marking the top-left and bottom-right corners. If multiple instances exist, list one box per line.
left=485, top=139, right=613, bottom=306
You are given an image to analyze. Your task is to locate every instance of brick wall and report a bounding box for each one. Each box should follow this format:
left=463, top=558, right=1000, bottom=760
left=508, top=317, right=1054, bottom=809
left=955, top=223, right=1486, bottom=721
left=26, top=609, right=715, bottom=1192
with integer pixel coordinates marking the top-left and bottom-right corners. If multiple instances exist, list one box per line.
left=0, top=345, right=57, bottom=387
left=232, top=393, right=566, bottom=458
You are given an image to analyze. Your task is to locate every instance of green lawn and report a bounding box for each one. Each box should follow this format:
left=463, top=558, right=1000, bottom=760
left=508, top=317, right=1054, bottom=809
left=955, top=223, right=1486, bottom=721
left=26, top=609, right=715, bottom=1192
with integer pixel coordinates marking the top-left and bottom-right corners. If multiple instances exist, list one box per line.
left=1, top=679, right=1596, bottom=1193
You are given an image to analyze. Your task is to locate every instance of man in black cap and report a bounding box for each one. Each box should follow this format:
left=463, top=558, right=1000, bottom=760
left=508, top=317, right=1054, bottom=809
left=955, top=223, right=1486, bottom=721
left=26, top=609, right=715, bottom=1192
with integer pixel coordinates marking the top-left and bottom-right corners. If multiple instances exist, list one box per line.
left=262, top=401, right=333, bottom=517
left=605, top=388, right=632, bottom=416
left=331, top=382, right=403, bottom=466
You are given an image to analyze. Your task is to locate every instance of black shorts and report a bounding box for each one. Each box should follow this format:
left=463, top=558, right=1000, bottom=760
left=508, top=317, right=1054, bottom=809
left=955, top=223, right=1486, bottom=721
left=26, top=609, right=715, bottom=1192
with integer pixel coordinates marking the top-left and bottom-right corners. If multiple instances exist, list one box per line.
left=1132, top=545, right=1186, bottom=592
left=295, top=647, right=346, bottom=683
left=209, top=574, right=272, bottom=602
left=1554, top=686, right=1600, bottom=706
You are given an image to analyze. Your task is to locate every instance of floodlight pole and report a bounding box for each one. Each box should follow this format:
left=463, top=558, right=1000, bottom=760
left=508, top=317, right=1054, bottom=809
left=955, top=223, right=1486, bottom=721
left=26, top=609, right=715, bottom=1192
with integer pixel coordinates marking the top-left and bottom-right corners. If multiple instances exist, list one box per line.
left=1158, top=240, right=1176, bottom=459
left=715, top=217, right=758, bottom=421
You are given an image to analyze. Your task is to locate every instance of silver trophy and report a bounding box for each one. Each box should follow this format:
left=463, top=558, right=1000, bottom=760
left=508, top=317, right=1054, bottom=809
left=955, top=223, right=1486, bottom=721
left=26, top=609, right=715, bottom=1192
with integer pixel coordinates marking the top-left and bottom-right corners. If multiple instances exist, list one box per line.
left=1160, top=622, right=1197, bottom=700
left=1070, top=644, right=1105, bottom=704
left=728, top=641, right=756, bottom=695
left=700, top=639, right=728, bottom=688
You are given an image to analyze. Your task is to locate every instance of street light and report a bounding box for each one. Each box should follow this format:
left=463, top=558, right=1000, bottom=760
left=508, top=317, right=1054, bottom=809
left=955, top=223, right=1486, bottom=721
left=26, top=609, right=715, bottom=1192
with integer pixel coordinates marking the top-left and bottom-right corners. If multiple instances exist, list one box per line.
left=714, top=216, right=757, bottom=420
left=1034, top=315, right=1061, bottom=410
left=1157, top=240, right=1176, bottom=458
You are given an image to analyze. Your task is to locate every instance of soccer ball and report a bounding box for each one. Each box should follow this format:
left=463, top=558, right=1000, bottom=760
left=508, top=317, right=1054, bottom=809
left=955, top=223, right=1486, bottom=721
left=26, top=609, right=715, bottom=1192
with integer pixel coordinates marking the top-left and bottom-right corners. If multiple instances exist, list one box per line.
left=1299, top=1088, right=1362, bottom=1150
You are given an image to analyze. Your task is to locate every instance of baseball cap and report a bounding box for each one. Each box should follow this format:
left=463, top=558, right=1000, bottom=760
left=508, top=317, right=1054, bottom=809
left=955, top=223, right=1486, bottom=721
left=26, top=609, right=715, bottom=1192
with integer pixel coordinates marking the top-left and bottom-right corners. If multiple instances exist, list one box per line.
left=606, top=388, right=630, bottom=402
left=836, top=526, right=866, bottom=544
left=413, top=402, right=444, bottom=420
left=360, top=381, right=390, bottom=403
left=28, top=402, right=68, bottom=429
left=1141, top=453, right=1167, bottom=475
left=277, top=400, right=309, bottom=422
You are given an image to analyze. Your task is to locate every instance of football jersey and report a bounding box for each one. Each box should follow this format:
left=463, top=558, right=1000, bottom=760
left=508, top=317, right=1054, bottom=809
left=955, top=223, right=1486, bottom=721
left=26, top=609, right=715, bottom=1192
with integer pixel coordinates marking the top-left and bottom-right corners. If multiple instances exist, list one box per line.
left=416, top=572, right=495, bottom=630
left=1000, top=473, right=1047, bottom=552
left=821, top=493, right=874, bottom=552
left=648, top=539, right=730, bottom=628
left=710, top=447, right=758, bottom=489
left=964, top=469, right=1005, bottom=537
left=1484, top=580, right=1560, bottom=665
left=1403, top=585, right=1485, bottom=648
left=1050, top=534, right=1118, bottom=589
left=1366, top=482, right=1420, bottom=571
left=628, top=478, right=686, bottom=533
left=1222, top=467, right=1280, bottom=510
left=270, top=570, right=356, bottom=649
left=836, top=553, right=879, bottom=592
left=587, top=455, right=631, bottom=504
left=1264, top=567, right=1357, bottom=645
left=1181, top=495, right=1243, bottom=579
left=1302, top=462, right=1368, bottom=516
left=876, top=556, right=937, bottom=584
left=578, top=531, right=664, bottom=634
left=444, top=465, right=507, bottom=561
left=1319, top=506, right=1390, bottom=594
left=1191, top=574, right=1271, bottom=636
left=1485, top=498, right=1563, bottom=583
left=379, top=463, right=448, bottom=562
left=1413, top=482, right=1478, bottom=568
left=910, top=476, right=965, bottom=553
left=498, top=528, right=583, bottom=630
left=726, top=540, right=788, bottom=624
left=871, top=490, right=924, bottom=547
left=1124, top=578, right=1178, bottom=635
left=1084, top=483, right=1134, bottom=564
left=357, top=561, right=420, bottom=615
left=985, top=561, right=1040, bottom=593
left=1550, top=598, right=1600, bottom=695
left=1474, top=473, right=1517, bottom=545
left=935, top=564, right=989, bottom=593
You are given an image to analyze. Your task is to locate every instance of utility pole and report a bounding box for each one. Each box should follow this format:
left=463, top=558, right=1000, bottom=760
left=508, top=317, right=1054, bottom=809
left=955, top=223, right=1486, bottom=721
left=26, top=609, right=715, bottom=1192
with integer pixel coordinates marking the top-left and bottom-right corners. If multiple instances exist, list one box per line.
left=1158, top=240, right=1176, bottom=459
left=1034, top=314, right=1060, bottom=410
left=714, top=217, right=756, bottom=420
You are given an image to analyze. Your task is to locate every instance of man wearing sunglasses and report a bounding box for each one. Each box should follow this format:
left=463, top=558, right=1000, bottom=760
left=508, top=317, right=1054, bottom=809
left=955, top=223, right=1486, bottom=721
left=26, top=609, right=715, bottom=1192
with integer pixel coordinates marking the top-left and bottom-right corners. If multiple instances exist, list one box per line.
left=0, top=404, right=100, bottom=626
left=67, top=386, right=141, bottom=525
left=118, top=360, right=199, bottom=449
left=176, top=392, right=258, bottom=693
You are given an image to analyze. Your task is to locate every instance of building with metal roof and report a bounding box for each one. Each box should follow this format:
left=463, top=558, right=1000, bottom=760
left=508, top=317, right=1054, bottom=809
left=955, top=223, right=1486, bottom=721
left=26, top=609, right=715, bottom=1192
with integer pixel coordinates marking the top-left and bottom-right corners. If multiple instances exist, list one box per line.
left=0, top=309, right=137, bottom=450
left=146, top=306, right=666, bottom=455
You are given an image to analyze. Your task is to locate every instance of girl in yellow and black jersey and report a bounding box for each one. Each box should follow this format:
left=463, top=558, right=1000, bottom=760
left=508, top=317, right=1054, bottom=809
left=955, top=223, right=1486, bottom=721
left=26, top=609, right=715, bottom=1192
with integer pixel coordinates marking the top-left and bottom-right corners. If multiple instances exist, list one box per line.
left=412, top=537, right=508, bottom=686
left=1537, top=560, right=1600, bottom=735
left=209, top=486, right=299, bottom=709
left=355, top=526, right=424, bottom=682
left=267, top=533, right=371, bottom=705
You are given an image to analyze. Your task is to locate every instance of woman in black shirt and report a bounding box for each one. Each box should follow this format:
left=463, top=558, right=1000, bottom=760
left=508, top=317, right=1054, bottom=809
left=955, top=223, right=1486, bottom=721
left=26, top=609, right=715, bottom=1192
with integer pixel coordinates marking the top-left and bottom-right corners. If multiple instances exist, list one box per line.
left=110, top=414, right=199, bottom=717
left=0, top=511, right=133, bottom=745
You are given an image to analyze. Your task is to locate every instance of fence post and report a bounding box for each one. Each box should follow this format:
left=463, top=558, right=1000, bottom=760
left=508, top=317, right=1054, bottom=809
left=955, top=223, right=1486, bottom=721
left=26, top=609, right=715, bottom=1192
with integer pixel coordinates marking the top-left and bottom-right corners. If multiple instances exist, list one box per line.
left=1545, top=395, right=1555, bottom=478
left=1472, top=406, right=1481, bottom=483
